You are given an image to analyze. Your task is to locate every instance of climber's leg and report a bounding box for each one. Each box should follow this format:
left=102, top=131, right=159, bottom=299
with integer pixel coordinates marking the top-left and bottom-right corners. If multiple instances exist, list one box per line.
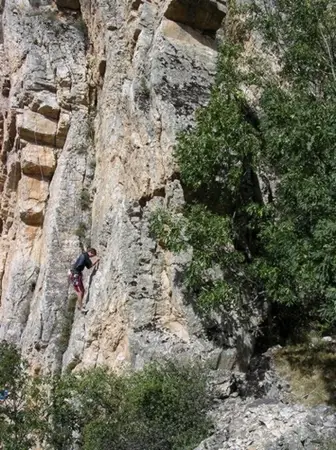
left=70, top=273, right=85, bottom=310
left=77, top=290, right=84, bottom=310
left=75, top=275, right=85, bottom=310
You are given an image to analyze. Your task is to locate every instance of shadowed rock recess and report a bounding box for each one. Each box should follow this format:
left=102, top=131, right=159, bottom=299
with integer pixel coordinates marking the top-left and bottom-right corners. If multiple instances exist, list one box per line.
left=0, top=0, right=335, bottom=449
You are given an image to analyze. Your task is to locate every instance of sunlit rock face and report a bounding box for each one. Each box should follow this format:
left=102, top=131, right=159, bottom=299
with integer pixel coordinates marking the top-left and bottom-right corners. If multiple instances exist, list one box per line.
left=0, top=0, right=262, bottom=376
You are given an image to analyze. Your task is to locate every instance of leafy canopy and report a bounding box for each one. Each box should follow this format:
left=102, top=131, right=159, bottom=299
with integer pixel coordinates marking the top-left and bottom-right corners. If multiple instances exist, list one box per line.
left=151, top=0, right=336, bottom=327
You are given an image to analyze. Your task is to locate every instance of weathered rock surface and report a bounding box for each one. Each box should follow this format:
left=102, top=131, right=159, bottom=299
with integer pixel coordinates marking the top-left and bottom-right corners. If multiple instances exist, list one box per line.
left=21, top=144, right=56, bottom=178
left=17, top=110, right=58, bottom=146
left=17, top=109, right=69, bottom=148
left=0, top=0, right=231, bottom=374
left=30, top=91, right=60, bottom=120
left=194, top=400, right=336, bottom=450
left=0, top=0, right=270, bottom=380
left=195, top=350, right=336, bottom=450
left=18, top=176, right=49, bottom=226
left=0, top=1, right=88, bottom=372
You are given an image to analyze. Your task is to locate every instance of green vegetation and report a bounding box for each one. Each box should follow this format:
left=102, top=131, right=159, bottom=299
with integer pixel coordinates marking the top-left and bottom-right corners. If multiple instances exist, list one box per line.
left=0, top=343, right=211, bottom=450
left=274, top=340, right=336, bottom=406
left=80, top=189, right=91, bottom=210
left=0, top=343, right=43, bottom=450
left=89, top=158, right=96, bottom=171
left=76, top=362, right=211, bottom=450
left=140, top=76, right=150, bottom=99
left=73, top=16, right=88, bottom=36
left=75, top=221, right=88, bottom=240
left=151, top=0, right=336, bottom=332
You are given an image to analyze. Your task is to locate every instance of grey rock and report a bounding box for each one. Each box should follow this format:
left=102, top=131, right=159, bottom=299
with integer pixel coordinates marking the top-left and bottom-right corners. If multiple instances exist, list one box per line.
left=217, top=348, right=238, bottom=371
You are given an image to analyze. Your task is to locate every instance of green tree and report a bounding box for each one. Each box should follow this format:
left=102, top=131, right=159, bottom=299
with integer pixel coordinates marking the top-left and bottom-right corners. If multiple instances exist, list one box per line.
left=0, top=345, right=211, bottom=449
left=124, top=361, right=211, bottom=450
left=47, top=362, right=211, bottom=450
left=44, top=373, right=84, bottom=450
left=151, top=0, right=336, bottom=330
left=0, top=342, right=43, bottom=450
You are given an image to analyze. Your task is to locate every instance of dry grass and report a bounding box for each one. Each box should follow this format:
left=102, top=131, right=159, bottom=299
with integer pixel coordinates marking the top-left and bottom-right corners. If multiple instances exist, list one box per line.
left=274, top=340, right=336, bottom=407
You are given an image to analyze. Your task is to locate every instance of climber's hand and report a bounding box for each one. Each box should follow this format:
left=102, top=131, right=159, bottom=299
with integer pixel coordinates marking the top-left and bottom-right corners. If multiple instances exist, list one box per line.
left=94, top=258, right=100, bottom=267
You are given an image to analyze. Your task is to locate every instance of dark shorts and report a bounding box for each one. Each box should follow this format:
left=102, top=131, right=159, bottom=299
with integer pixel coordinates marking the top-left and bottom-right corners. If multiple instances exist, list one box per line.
left=70, top=272, right=84, bottom=294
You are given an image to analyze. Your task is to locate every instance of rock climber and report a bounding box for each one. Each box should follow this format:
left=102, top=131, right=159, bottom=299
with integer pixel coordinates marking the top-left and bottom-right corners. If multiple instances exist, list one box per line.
left=69, top=248, right=100, bottom=311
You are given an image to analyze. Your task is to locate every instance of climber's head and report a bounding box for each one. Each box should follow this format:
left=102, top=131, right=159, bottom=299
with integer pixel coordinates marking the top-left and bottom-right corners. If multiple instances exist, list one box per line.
left=87, top=248, right=97, bottom=257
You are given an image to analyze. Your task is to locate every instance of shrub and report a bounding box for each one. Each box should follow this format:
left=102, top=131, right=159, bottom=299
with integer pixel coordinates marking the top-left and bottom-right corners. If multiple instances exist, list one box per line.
left=75, top=221, right=88, bottom=240
left=73, top=16, right=87, bottom=36
left=150, top=208, right=186, bottom=253
left=124, top=361, right=211, bottom=450
left=140, top=76, right=150, bottom=99
left=274, top=341, right=336, bottom=406
left=45, top=373, right=83, bottom=450
left=80, top=189, right=91, bottom=210
left=89, top=158, right=96, bottom=171
left=47, top=361, right=212, bottom=450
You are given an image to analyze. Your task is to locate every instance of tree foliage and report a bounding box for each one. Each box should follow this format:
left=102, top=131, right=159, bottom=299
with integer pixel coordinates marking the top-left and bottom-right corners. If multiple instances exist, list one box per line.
left=151, top=0, right=336, bottom=328
left=78, top=362, right=211, bottom=450
left=0, top=343, right=211, bottom=450
left=0, top=342, right=43, bottom=450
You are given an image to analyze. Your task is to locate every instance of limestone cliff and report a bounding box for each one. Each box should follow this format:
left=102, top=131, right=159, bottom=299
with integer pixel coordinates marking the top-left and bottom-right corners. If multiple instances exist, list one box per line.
left=1, top=2, right=336, bottom=450
left=0, top=0, right=233, bottom=374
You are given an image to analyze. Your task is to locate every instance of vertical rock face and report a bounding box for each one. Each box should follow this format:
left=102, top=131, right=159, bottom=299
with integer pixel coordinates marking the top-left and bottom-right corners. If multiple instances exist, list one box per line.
left=0, top=0, right=262, bottom=374
left=0, top=0, right=90, bottom=373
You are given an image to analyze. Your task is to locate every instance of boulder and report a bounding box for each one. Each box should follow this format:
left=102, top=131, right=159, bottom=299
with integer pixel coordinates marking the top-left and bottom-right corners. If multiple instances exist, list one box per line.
left=17, top=110, right=70, bottom=148
left=17, top=110, right=57, bottom=146
left=21, top=144, right=56, bottom=179
left=18, top=176, right=49, bottom=226
left=30, top=91, right=60, bottom=120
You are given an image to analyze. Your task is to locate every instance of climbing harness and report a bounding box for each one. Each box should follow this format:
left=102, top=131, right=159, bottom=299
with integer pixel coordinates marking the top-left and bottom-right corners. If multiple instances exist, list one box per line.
left=69, top=271, right=81, bottom=288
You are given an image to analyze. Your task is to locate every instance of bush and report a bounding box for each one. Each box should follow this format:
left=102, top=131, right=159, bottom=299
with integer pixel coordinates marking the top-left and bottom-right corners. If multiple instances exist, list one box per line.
left=75, top=221, right=88, bottom=240
left=89, top=158, right=96, bottom=171
left=150, top=208, right=186, bottom=253
left=48, top=361, right=211, bottom=450
left=274, top=341, right=336, bottom=406
left=0, top=344, right=210, bottom=450
left=45, top=374, right=83, bottom=450
left=124, top=361, right=211, bottom=450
